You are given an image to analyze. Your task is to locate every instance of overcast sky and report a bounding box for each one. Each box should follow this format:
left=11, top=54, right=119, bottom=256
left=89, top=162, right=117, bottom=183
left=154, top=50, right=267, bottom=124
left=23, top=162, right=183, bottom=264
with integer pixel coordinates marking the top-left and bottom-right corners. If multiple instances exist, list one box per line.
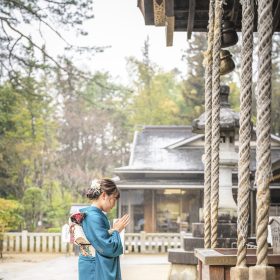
left=62, top=0, right=189, bottom=84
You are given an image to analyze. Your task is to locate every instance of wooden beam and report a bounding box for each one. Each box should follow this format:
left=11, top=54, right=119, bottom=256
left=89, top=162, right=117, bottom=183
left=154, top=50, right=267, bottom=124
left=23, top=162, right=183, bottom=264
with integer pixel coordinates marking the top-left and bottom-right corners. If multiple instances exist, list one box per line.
left=165, top=0, right=174, bottom=46
left=187, top=0, right=196, bottom=40
left=175, top=19, right=209, bottom=30
left=153, top=0, right=165, bottom=26
left=137, top=0, right=154, bottom=25
left=175, top=9, right=207, bottom=13
left=165, top=0, right=174, bottom=17
left=166, top=16, right=175, bottom=46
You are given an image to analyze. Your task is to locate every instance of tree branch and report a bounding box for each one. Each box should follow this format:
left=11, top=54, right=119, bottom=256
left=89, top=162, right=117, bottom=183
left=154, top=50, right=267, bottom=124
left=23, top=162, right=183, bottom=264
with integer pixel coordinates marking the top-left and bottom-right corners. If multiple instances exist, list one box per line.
left=4, top=19, right=66, bottom=71
left=9, top=0, right=72, bottom=46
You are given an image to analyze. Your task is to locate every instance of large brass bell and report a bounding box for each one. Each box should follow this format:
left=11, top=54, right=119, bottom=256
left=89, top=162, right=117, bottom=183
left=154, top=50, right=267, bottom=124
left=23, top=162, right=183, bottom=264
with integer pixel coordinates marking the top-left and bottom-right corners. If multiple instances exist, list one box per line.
left=221, top=20, right=238, bottom=48
left=220, top=50, right=235, bottom=75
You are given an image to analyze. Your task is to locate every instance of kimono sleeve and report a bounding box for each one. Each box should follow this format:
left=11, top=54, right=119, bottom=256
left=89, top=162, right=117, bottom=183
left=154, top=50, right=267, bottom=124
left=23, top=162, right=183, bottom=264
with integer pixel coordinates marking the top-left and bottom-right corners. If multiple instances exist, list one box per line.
left=86, top=214, right=123, bottom=258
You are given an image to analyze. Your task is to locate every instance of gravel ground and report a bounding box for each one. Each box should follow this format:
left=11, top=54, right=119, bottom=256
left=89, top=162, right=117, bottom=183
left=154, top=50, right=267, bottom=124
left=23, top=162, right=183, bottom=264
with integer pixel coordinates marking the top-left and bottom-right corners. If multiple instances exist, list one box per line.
left=0, top=253, right=171, bottom=280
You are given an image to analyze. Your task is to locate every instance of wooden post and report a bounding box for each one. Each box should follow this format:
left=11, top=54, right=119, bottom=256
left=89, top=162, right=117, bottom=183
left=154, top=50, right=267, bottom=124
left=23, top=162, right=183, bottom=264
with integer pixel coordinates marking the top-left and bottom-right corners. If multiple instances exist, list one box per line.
left=48, top=235, right=53, bottom=253
left=3, top=234, right=7, bottom=253
left=55, top=235, right=60, bottom=253
left=140, top=231, right=146, bottom=253
left=61, top=238, right=67, bottom=254
left=161, top=236, right=165, bottom=253
left=168, top=235, right=172, bottom=249
left=187, top=0, right=196, bottom=39
left=42, top=235, right=47, bottom=252
left=22, top=230, right=28, bottom=253
left=29, top=234, right=34, bottom=252
left=165, top=0, right=174, bottom=46
left=180, top=231, right=185, bottom=248
left=8, top=236, right=13, bottom=252
left=15, top=235, right=20, bottom=252
left=128, top=235, right=132, bottom=253
left=132, top=236, right=136, bottom=253
left=35, top=235, right=41, bottom=252
left=148, top=235, right=153, bottom=252
left=156, top=235, right=160, bottom=252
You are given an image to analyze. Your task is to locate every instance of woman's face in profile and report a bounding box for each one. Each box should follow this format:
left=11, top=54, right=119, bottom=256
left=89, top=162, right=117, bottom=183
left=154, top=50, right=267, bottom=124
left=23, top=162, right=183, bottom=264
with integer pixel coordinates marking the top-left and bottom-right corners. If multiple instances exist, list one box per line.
left=101, top=193, right=118, bottom=212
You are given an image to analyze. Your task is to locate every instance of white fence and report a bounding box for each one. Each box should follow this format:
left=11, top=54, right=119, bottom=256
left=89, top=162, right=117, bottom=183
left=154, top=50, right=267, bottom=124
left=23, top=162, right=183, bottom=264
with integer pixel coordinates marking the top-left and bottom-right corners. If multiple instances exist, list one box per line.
left=1, top=231, right=182, bottom=254
left=125, top=232, right=182, bottom=253
left=2, top=231, right=72, bottom=254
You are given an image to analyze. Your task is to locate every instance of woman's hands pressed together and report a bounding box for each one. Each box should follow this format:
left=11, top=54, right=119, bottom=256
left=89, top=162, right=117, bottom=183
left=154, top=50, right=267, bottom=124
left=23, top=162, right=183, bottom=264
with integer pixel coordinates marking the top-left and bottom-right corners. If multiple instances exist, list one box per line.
left=113, top=214, right=130, bottom=233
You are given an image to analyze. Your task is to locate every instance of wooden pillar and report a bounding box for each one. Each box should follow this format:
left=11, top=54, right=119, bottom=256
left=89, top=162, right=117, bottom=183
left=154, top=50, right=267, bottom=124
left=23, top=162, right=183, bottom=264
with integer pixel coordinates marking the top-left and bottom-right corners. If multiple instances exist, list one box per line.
left=144, top=190, right=156, bottom=232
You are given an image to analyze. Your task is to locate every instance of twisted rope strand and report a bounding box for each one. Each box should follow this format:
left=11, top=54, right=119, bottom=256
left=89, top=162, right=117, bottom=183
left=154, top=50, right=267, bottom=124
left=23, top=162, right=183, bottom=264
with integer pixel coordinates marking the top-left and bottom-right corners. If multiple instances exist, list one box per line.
left=210, top=0, right=223, bottom=249
left=203, top=0, right=215, bottom=249
left=255, top=0, right=273, bottom=266
left=236, top=0, right=254, bottom=267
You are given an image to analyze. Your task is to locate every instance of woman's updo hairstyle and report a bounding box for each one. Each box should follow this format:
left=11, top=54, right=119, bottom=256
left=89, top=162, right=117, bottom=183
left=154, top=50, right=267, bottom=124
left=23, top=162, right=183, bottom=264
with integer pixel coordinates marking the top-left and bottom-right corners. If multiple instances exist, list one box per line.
left=86, top=178, right=120, bottom=200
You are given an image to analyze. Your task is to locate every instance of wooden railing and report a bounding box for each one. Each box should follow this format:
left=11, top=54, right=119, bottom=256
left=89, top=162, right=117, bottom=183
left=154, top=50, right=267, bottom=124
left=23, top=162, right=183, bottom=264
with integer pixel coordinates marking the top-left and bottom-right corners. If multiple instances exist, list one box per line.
left=1, top=231, right=183, bottom=254
left=124, top=232, right=182, bottom=253
left=2, top=231, right=72, bottom=254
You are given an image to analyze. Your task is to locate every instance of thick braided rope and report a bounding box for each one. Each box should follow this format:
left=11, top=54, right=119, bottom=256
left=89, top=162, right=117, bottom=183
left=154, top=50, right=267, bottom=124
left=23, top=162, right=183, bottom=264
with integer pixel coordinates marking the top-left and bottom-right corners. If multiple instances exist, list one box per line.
left=255, top=0, right=273, bottom=266
left=236, top=0, right=254, bottom=267
left=203, top=0, right=215, bottom=249
left=210, top=0, right=223, bottom=249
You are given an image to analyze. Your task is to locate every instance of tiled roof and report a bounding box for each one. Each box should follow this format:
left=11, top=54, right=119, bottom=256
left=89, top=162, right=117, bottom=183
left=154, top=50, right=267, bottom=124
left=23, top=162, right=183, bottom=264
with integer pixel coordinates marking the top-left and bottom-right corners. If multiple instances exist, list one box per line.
left=115, top=126, right=280, bottom=179
left=117, top=126, right=203, bottom=172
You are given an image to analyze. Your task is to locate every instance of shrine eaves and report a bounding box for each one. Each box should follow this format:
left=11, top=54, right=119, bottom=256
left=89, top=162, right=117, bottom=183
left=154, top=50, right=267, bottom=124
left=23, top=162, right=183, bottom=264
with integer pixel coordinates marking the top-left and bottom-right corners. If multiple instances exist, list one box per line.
left=137, top=0, right=280, bottom=45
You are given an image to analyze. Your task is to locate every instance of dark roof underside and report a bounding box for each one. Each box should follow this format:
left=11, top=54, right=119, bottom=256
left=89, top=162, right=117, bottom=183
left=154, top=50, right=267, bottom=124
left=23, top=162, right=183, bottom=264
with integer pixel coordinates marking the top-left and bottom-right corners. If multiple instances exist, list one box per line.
left=138, top=0, right=280, bottom=33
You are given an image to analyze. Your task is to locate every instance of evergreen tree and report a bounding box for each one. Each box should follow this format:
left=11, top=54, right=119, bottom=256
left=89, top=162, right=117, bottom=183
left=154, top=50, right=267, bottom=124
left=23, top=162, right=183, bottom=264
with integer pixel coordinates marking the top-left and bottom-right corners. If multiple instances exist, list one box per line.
left=127, top=38, right=186, bottom=126
left=180, top=33, right=206, bottom=123
left=53, top=62, right=132, bottom=195
left=22, top=187, right=44, bottom=231
left=0, top=55, right=57, bottom=198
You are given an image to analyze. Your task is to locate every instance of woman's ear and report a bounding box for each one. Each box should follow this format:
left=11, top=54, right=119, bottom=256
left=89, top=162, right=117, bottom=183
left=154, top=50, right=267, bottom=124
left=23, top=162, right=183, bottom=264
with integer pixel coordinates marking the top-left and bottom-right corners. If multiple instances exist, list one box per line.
left=101, top=192, right=106, bottom=200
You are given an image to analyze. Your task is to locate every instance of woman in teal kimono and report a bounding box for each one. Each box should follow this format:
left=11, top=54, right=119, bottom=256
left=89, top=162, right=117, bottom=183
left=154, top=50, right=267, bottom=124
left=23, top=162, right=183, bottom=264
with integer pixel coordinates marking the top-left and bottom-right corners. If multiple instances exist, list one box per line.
left=78, top=178, right=129, bottom=280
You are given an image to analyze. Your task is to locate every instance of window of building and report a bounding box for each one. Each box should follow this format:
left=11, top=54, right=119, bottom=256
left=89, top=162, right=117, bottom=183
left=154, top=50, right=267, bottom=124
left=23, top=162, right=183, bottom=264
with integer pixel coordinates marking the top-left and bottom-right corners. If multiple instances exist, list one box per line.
left=119, top=188, right=202, bottom=233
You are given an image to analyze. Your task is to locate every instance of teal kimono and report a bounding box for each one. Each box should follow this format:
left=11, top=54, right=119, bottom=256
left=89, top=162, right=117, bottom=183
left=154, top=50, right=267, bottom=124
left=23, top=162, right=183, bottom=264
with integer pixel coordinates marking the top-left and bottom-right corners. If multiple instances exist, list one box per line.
left=78, top=206, right=123, bottom=280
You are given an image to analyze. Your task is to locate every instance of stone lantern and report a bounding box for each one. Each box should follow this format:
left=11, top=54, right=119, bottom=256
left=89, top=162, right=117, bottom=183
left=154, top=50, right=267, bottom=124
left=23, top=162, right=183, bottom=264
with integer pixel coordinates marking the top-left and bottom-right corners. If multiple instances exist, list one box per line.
left=192, top=85, right=239, bottom=222
left=168, top=85, right=240, bottom=277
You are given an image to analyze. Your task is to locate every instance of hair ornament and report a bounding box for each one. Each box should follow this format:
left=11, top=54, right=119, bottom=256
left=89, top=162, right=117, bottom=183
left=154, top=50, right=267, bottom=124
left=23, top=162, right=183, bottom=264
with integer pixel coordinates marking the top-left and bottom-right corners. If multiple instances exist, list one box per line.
left=90, top=179, right=102, bottom=195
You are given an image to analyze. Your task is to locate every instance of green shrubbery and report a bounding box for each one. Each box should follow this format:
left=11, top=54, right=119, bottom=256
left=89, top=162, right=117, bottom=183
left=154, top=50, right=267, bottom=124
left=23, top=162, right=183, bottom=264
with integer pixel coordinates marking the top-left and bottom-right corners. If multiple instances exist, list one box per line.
left=0, top=198, right=23, bottom=232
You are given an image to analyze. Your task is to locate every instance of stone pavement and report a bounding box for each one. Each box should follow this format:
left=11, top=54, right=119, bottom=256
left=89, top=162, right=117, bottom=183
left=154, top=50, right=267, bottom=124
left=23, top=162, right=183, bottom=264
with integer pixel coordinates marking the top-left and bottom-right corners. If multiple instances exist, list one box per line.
left=0, top=254, right=171, bottom=280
